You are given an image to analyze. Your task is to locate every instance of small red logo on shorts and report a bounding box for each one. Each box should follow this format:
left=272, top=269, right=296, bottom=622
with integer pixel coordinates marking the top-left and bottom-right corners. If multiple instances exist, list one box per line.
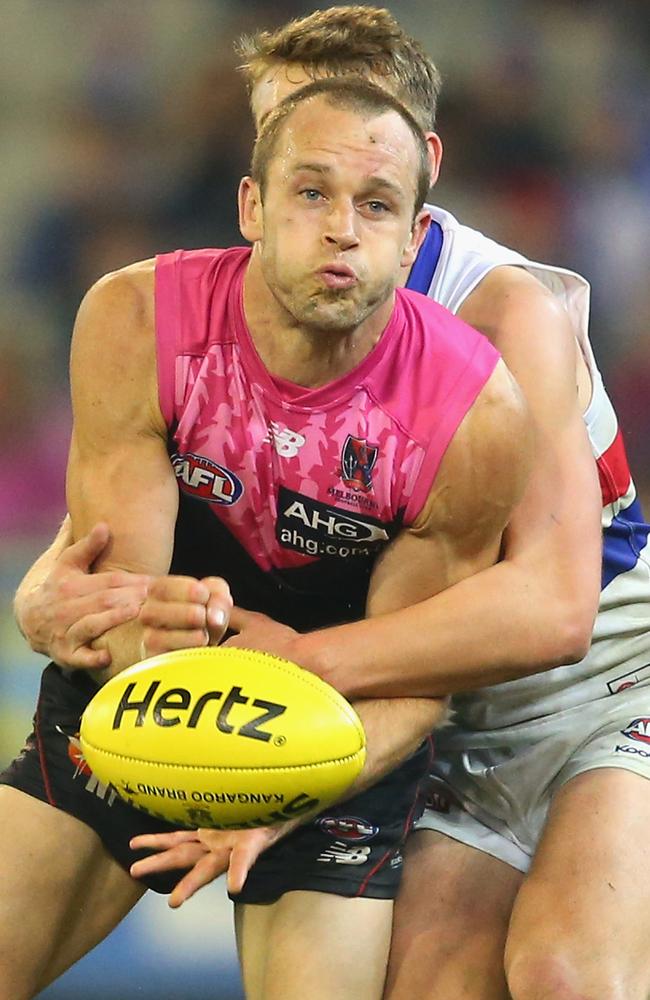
left=622, top=718, right=650, bottom=745
left=65, top=732, right=93, bottom=777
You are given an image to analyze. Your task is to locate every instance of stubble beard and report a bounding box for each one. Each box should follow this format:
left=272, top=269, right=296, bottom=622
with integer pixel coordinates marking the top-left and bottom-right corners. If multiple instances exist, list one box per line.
left=275, top=274, right=395, bottom=337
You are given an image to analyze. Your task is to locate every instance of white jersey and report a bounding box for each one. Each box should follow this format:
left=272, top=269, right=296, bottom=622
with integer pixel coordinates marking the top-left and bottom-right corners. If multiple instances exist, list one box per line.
left=408, top=205, right=650, bottom=729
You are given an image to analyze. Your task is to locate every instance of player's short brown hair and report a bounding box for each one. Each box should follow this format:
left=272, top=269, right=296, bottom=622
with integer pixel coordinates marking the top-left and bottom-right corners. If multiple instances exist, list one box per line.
left=236, top=6, right=441, bottom=131
left=250, top=77, right=431, bottom=219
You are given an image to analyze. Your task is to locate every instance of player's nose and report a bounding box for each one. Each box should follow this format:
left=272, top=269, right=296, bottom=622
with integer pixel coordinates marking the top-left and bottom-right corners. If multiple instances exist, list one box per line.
left=322, top=201, right=360, bottom=250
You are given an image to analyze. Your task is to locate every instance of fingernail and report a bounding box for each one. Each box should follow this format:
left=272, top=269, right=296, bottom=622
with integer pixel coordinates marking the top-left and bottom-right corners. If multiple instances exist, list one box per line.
left=208, top=607, right=227, bottom=629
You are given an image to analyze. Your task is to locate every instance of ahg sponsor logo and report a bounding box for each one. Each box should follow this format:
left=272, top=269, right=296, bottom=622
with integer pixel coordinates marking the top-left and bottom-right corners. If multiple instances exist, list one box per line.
left=276, top=486, right=391, bottom=558
left=172, top=452, right=243, bottom=506
left=621, top=718, right=650, bottom=745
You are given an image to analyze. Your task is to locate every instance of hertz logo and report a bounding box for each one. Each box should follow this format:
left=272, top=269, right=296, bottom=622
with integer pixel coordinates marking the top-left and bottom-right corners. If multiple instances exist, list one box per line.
left=111, top=681, right=287, bottom=742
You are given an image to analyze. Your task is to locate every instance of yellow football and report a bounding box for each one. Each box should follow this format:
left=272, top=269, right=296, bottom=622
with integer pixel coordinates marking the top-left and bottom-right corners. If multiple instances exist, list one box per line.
left=79, top=646, right=366, bottom=829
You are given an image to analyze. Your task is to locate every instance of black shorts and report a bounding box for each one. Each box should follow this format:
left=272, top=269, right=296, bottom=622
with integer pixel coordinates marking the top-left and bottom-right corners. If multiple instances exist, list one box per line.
left=1, top=664, right=433, bottom=901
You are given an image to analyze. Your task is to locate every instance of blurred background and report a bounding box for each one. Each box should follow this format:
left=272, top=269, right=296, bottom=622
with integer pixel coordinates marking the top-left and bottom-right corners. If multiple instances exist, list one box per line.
left=0, top=0, right=648, bottom=996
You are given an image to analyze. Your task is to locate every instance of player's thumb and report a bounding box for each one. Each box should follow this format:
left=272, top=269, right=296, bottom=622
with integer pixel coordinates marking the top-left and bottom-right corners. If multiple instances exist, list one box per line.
left=202, top=576, right=233, bottom=644
left=61, top=522, right=111, bottom=569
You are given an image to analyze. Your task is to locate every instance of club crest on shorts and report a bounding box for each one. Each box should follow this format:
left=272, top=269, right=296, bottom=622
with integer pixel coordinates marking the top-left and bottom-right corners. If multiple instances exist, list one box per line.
left=621, top=717, right=650, bottom=744
left=340, top=435, right=378, bottom=492
left=317, top=815, right=379, bottom=842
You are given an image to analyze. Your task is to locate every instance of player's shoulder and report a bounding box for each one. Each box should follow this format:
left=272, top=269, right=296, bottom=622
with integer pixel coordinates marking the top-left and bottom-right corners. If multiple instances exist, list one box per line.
left=461, top=264, right=574, bottom=348
left=80, top=257, right=156, bottom=332
left=72, top=258, right=158, bottom=380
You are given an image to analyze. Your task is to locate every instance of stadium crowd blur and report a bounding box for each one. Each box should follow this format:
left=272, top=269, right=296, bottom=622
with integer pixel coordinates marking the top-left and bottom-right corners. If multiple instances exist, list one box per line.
left=2, top=0, right=650, bottom=737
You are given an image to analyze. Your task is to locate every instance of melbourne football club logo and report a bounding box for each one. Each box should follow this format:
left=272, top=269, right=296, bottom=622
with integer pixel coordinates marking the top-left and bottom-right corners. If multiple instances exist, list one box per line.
left=341, top=435, right=378, bottom=492
left=317, top=815, right=379, bottom=842
left=622, top=718, right=650, bottom=745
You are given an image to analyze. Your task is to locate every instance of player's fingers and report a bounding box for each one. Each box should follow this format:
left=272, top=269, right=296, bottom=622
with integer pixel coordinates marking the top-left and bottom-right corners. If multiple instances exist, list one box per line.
left=58, top=523, right=111, bottom=569
left=202, top=577, right=233, bottom=642
left=65, top=604, right=143, bottom=649
left=147, top=576, right=211, bottom=605
left=56, top=570, right=151, bottom=601
left=141, top=627, right=209, bottom=657
left=226, top=841, right=260, bottom=895
left=130, top=843, right=206, bottom=879
left=139, top=599, right=208, bottom=630
left=168, top=852, right=226, bottom=909
left=130, top=830, right=199, bottom=853
left=56, top=644, right=112, bottom=670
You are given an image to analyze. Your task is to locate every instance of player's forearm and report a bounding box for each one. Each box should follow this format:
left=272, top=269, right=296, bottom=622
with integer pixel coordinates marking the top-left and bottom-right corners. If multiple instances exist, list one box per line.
left=13, top=516, right=73, bottom=638
left=345, top=696, right=446, bottom=796
left=90, top=619, right=147, bottom=684
left=295, top=558, right=597, bottom=699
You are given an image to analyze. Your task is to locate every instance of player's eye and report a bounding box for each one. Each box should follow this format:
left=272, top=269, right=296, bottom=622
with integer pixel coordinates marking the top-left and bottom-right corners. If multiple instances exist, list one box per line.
left=300, top=188, right=324, bottom=202
left=365, top=200, right=390, bottom=214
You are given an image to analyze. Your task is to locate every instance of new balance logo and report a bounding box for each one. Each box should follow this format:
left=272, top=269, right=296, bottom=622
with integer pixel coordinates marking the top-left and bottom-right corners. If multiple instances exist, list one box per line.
left=317, top=841, right=372, bottom=865
left=267, top=422, right=306, bottom=458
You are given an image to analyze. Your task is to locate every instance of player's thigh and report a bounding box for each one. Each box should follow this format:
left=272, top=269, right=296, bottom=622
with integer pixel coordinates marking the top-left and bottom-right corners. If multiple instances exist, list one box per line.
left=505, top=768, right=650, bottom=1000
left=0, top=787, right=144, bottom=1000
left=235, top=891, right=393, bottom=1000
left=385, top=829, right=523, bottom=1000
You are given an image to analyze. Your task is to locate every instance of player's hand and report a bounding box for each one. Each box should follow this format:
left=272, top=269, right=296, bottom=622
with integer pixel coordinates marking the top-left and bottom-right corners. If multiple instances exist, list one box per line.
left=139, top=575, right=233, bottom=658
left=129, top=824, right=287, bottom=906
left=17, top=523, right=150, bottom=670
left=224, top=606, right=301, bottom=661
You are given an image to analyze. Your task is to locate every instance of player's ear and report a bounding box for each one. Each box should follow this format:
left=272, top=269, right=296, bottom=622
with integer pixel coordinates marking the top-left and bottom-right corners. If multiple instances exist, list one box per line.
left=424, top=131, right=443, bottom=186
left=401, top=208, right=431, bottom=269
left=238, top=176, right=264, bottom=242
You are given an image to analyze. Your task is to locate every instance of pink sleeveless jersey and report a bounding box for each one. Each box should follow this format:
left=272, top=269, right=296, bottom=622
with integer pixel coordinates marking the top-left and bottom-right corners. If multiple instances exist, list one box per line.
left=155, top=247, right=498, bottom=631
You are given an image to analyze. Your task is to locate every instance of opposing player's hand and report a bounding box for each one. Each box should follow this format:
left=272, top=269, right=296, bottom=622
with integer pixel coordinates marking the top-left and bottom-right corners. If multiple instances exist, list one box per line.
left=139, top=575, right=233, bottom=658
left=17, top=523, right=150, bottom=670
left=129, top=825, right=287, bottom=906
left=225, top=607, right=301, bottom=661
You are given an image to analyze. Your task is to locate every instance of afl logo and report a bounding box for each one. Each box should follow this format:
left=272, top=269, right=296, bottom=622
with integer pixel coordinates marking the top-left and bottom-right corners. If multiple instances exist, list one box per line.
left=622, top=718, right=650, bottom=745
left=172, top=452, right=243, bottom=506
left=318, top=815, right=378, bottom=842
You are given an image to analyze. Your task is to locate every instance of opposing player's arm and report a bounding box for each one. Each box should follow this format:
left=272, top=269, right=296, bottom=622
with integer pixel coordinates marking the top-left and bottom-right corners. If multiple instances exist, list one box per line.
left=14, top=517, right=151, bottom=669
left=299, top=270, right=600, bottom=697
left=66, top=263, right=180, bottom=677
left=295, top=356, right=538, bottom=697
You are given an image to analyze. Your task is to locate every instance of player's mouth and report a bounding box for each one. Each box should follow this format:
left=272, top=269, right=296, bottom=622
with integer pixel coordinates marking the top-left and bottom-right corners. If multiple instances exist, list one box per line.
left=316, top=263, right=358, bottom=290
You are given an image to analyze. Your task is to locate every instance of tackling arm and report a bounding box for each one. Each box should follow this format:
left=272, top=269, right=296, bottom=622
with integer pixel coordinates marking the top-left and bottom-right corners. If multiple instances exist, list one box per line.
left=295, top=271, right=601, bottom=698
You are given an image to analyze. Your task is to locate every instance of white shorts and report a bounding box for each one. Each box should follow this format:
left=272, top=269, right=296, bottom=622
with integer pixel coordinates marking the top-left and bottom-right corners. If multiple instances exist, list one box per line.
left=415, top=683, right=650, bottom=873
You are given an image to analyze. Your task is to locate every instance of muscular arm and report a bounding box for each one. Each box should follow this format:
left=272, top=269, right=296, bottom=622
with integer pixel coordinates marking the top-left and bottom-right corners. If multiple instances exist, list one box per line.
left=297, top=268, right=601, bottom=698
left=66, top=262, right=179, bottom=678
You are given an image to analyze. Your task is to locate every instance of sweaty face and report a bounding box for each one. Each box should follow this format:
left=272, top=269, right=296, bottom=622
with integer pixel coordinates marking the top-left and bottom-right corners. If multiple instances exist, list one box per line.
left=253, top=96, right=421, bottom=335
